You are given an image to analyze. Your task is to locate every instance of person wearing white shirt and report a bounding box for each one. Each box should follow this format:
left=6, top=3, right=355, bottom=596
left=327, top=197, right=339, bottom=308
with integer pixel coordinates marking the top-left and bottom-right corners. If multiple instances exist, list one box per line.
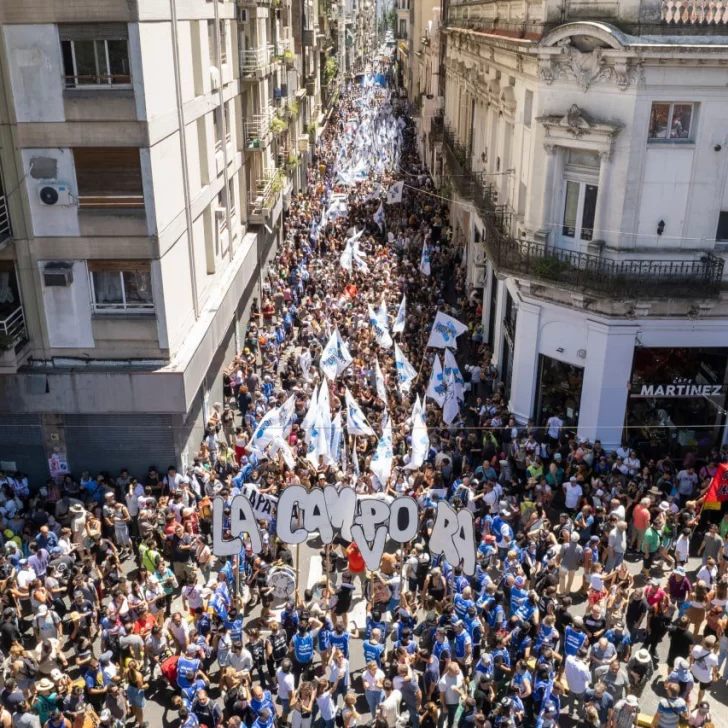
left=697, top=560, right=718, bottom=588
left=690, top=639, right=719, bottom=703
left=16, top=562, right=34, bottom=589
left=315, top=681, right=337, bottom=728
left=328, top=650, right=350, bottom=702
left=563, top=478, right=583, bottom=512
left=277, top=659, right=296, bottom=717
left=377, top=680, right=402, bottom=728
left=362, top=662, right=385, bottom=718
left=564, top=650, right=591, bottom=717
left=546, top=414, right=563, bottom=442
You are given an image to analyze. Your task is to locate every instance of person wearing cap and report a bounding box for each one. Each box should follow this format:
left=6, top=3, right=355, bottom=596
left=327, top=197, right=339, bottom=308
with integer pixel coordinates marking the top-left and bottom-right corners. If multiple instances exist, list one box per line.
left=688, top=700, right=713, bottom=727
left=611, top=694, right=639, bottom=728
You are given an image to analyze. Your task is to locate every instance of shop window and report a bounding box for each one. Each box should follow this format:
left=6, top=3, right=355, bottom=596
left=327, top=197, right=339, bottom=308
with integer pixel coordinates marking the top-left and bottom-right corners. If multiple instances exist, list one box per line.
left=88, top=262, right=154, bottom=313
left=535, top=355, right=584, bottom=431
left=73, top=148, right=144, bottom=209
left=60, top=25, right=131, bottom=88
left=648, top=102, right=694, bottom=141
left=716, top=211, right=728, bottom=242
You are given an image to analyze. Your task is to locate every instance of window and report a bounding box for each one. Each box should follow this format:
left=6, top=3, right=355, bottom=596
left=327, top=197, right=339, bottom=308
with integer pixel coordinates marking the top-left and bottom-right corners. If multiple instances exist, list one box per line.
left=523, top=90, right=533, bottom=129
left=648, top=102, right=694, bottom=141
left=228, top=179, right=236, bottom=220
left=73, top=148, right=144, bottom=209
left=213, top=109, right=222, bottom=152
left=399, top=19, right=407, bottom=37
left=219, top=20, right=228, bottom=64
left=716, top=211, right=728, bottom=242
left=217, top=191, right=227, bottom=231
left=224, top=102, right=232, bottom=144
left=207, top=20, right=217, bottom=66
left=88, top=263, right=154, bottom=312
left=562, top=181, right=598, bottom=242
left=60, top=25, right=130, bottom=88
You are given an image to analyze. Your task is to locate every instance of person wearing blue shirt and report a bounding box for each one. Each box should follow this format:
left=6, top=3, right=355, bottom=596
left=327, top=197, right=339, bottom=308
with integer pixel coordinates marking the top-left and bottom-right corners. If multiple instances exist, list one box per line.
left=392, top=628, right=417, bottom=656
left=290, top=624, right=314, bottom=686
left=563, top=619, right=588, bottom=657
left=505, top=620, right=533, bottom=662
left=362, top=631, right=385, bottom=667
left=604, top=623, right=632, bottom=661
left=329, top=623, right=351, bottom=659
left=365, top=610, right=388, bottom=641
left=432, top=628, right=452, bottom=668
left=249, top=687, right=275, bottom=717
left=473, top=653, right=494, bottom=681
left=224, top=609, right=243, bottom=644
left=509, top=576, right=528, bottom=618
left=492, top=640, right=512, bottom=683
left=453, top=590, right=475, bottom=620
left=452, top=621, right=472, bottom=667
left=177, top=645, right=202, bottom=689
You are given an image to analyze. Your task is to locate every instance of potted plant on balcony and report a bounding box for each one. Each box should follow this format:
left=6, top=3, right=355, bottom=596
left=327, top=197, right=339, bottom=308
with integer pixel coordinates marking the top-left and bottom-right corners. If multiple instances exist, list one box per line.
left=271, top=175, right=284, bottom=195
left=283, top=49, right=295, bottom=66
left=270, top=114, right=287, bottom=136
left=440, top=180, right=452, bottom=200
left=0, top=333, right=15, bottom=351
left=286, top=152, right=300, bottom=170
left=288, top=99, right=300, bottom=118
left=307, top=121, right=318, bottom=143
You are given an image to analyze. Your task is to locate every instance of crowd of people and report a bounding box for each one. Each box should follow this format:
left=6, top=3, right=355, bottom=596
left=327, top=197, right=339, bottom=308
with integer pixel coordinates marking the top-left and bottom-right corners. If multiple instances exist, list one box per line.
left=0, top=63, right=727, bottom=728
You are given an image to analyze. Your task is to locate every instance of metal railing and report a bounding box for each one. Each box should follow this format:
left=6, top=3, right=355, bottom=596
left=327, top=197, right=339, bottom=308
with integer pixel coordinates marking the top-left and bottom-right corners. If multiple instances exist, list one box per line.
left=471, top=180, right=725, bottom=299
left=443, top=125, right=477, bottom=198
left=430, top=114, right=444, bottom=141
left=249, top=168, right=284, bottom=217
left=0, top=195, right=11, bottom=242
left=239, top=45, right=274, bottom=75
left=245, top=106, right=275, bottom=144
left=662, top=0, right=728, bottom=23
left=0, top=306, right=26, bottom=347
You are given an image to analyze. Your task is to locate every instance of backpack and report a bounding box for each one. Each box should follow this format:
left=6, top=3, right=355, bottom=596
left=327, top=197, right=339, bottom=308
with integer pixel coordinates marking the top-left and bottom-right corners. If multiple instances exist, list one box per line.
left=334, top=709, right=344, bottom=728
left=22, top=655, right=39, bottom=679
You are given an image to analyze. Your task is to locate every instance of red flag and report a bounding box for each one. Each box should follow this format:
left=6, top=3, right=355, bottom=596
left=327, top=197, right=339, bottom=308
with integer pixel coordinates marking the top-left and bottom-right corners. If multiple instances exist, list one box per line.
left=704, top=463, right=728, bottom=510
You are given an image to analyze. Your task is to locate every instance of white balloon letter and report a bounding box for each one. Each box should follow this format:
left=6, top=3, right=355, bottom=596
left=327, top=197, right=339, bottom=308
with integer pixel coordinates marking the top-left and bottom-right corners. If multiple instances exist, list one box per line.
left=354, top=498, right=391, bottom=543
left=304, top=488, right=334, bottom=544
left=230, top=494, right=263, bottom=555
left=429, top=501, right=476, bottom=575
left=324, top=485, right=357, bottom=541
left=212, top=496, right=242, bottom=557
left=388, top=497, right=419, bottom=543
left=277, top=485, right=308, bottom=544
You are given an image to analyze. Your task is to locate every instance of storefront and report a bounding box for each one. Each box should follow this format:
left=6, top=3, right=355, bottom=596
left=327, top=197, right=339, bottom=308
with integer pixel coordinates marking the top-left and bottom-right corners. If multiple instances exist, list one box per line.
left=534, top=355, right=585, bottom=432
left=626, top=347, right=728, bottom=458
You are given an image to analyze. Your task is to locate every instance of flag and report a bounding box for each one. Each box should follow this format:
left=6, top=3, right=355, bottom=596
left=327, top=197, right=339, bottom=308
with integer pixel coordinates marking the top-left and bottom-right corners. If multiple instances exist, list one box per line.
left=426, top=355, right=446, bottom=406
left=373, top=202, right=385, bottom=232
left=443, top=369, right=461, bottom=425
left=420, top=240, right=431, bottom=276
left=375, top=358, right=387, bottom=403
left=320, top=328, right=352, bottom=380
left=345, top=387, right=375, bottom=437
left=248, top=397, right=295, bottom=453
left=444, top=349, right=465, bottom=402
left=404, top=397, right=429, bottom=471
left=340, top=242, right=353, bottom=272
left=376, top=296, right=388, bottom=324
left=270, top=436, right=297, bottom=470
left=392, top=295, right=406, bottom=334
left=329, top=412, right=344, bottom=466
left=386, top=181, right=404, bottom=205
left=704, top=463, right=728, bottom=510
left=278, top=394, right=297, bottom=437
left=299, top=349, right=312, bottom=377
left=306, top=411, right=330, bottom=466
left=368, top=304, right=393, bottom=349
left=394, top=343, right=417, bottom=395
left=426, top=311, right=469, bottom=349
left=318, top=382, right=332, bottom=437
left=300, top=384, right=319, bottom=442
left=370, top=414, right=393, bottom=487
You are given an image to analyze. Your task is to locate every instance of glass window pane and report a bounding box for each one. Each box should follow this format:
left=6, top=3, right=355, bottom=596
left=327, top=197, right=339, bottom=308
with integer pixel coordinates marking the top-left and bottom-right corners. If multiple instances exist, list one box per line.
left=92, top=271, right=123, bottom=305
left=122, top=271, right=153, bottom=306
left=648, top=103, right=670, bottom=139
left=107, top=40, right=130, bottom=84
left=61, top=41, right=75, bottom=87
left=670, top=104, right=692, bottom=139
left=562, top=181, right=579, bottom=237
left=94, top=40, right=109, bottom=79
left=73, top=41, right=99, bottom=83
left=580, top=185, right=598, bottom=241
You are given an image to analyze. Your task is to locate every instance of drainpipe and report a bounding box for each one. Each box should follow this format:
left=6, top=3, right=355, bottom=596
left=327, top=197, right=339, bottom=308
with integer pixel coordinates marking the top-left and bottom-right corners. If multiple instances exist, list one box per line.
left=169, top=0, right=200, bottom=318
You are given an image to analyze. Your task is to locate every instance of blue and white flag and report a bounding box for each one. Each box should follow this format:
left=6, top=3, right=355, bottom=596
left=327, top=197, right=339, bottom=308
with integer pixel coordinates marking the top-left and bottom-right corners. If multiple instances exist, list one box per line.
left=375, top=358, right=387, bottom=403
left=443, top=369, right=461, bottom=425
left=392, top=295, right=406, bottom=334
left=345, top=387, right=375, bottom=437
left=404, top=396, right=429, bottom=471
left=394, top=343, right=417, bottom=395
left=368, top=304, right=393, bottom=349
left=329, top=412, right=344, bottom=466
left=444, top=348, right=465, bottom=403
left=419, top=240, right=431, bottom=276
left=386, top=181, right=404, bottom=205
left=320, top=328, right=352, bottom=380
left=426, top=311, right=469, bottom=349
left=370, top=414, right=394, bottom=487
left=301, top=384, right=319, bottom=444
left=270, top=436, right=297, bottom=470
left=306, top=411, right=330, bottom=466
left=248, top=394, right=296, bottom=452
left=299, top=349, right=312, bottom=377
left=318, top=381, right=332, bottom=436
left=426, top=354, right=446, bottom=406
left=373, top=202, right=385, bottom=232
left=278, top=394, right=297, bottom=437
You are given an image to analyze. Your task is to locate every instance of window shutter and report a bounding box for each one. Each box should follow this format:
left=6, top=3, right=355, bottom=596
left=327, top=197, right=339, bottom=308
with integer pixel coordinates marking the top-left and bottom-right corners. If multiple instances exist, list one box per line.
left=74, top=148, right=143, bottom=195
left=59, top=24, right=129, bottom=42
left=87, top=260, right=150, bottom=272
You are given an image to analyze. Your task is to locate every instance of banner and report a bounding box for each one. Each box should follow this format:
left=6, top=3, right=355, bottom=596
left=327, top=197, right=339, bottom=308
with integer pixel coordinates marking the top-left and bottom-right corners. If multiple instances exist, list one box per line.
left=394, top=343, right=417, bottom=395
left=704, top=463, right=728, bottom=510
left=213, top=491, right=476, bottom=574
left=426, top=354, right=446, bottom=406
left=426, top=311, right=469, bottom=349
left=392, top=295, right=406, bottom=334
left=234, top=483, right=278, bottom=521
left=345, top=387, right=375, bottom=437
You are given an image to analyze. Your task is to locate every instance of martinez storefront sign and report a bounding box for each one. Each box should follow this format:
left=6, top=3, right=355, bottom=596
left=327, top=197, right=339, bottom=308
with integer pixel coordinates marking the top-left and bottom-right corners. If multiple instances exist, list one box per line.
left=632, top=383, right=725, bottom=398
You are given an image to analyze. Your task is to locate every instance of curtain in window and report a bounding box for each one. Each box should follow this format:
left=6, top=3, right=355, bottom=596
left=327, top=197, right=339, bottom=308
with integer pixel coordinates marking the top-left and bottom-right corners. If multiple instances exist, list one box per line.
left=123, top=271, right=153, bottom=305
left=0, top=272, right=14, bottom=305
left=92, top=271, right=123, bottom=305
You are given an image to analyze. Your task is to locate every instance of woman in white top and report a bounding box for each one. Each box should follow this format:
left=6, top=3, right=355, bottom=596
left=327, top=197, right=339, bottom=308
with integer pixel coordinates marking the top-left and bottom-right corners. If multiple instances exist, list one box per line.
left=328, top=649, right=350, bottom=704
left=342, top=692, right=360, bottom=728
left=315, top=678, right=337, bottom=728
left=289, top=682, right=315, bottom=728
left=362, top=660, right=385, bottom=719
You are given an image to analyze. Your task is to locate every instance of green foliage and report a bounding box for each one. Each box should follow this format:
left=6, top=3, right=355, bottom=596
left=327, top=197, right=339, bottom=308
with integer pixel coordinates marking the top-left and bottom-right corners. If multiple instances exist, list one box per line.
left=288, top=99, right=300, bottom=117
left=307, top=121, right=318, bottom=137
left=287, top=152, right=300, bottom=169
left=0, top=333, right=15, bottom=351
left=532, top=256, right=572, bottom=279
left=324, top=57, right=338, bottom=85
left=439, top=181, right=453, bottom=200
left=270, top=115, right=287, bottom=136
left=283, top=49, right=294, bottom=65
left=271, top=175, right=284, bottom=194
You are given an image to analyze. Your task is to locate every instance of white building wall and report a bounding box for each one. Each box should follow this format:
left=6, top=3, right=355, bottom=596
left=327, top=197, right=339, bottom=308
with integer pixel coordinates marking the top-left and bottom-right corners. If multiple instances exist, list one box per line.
left=39, top=261, right=94, bottom=349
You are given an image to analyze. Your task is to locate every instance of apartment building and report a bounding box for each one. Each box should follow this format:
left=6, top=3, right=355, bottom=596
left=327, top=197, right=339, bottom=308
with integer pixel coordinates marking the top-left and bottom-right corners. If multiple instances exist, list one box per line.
left=415, top=0, right=728, bottom=458
left=0, top=0, right=325, bottom=482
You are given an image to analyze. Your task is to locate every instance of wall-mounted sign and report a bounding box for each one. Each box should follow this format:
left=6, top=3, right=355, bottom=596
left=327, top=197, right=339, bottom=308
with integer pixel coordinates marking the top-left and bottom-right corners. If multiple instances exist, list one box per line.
left=212, top=487, right=476, bottom=574
left=631, top=383, right=725, bottom=398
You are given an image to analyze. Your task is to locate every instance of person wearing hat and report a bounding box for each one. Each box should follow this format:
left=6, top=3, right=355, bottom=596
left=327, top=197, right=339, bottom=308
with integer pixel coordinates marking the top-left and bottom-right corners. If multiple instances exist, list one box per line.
left=31, top=679, right=58, bottom=727
left=626, top=648, right=652, bottom=696
left=688, top=700, right=713, bottom=728
left=611, top=694, right=639, bottom=728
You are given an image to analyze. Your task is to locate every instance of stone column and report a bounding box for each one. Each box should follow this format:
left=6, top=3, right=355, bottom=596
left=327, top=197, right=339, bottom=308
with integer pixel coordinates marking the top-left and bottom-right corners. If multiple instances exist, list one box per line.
left=508, top=300, right=542, bottom=423
left=590, top=150, right=611, bottom=249
left=536, top=145, right=557, bottom=245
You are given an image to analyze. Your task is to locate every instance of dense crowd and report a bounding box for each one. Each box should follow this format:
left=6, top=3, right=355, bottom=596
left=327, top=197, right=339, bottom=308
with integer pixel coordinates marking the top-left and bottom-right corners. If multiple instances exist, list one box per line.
left=0, top=64, right=727, bottom=728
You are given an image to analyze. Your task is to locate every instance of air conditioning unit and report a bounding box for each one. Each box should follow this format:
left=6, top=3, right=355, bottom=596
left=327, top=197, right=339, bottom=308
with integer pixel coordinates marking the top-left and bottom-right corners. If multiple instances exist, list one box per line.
left=210, top=66, right=221, bottom=90
left=42, top=262, right=74, bottom=287
left=38, top=183, right=72, bottom=206
left=214, top=208, right=227, bottom=226
left=237, top=6, right=249, bottom=22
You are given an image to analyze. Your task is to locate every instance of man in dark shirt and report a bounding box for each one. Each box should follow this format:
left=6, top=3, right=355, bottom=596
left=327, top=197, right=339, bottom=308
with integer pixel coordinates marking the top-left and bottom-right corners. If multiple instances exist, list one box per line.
left=0, top=610, right=22, bottom=653
left=0, top=678, right=25, bottom=712
left=666, top=615, right=695, bottom=669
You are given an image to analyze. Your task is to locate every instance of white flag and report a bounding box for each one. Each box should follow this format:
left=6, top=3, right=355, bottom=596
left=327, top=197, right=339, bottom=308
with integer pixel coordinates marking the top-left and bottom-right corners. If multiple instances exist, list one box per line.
left=299, top=349, right=312, bottom=377
left=270, top=436, right=297, bottom=470
left=329, top=412, right=344, bottom=466
left=426, top=311, right=469, bottom=349
left=340, top=243, right=353, bottom=272
left=394, top=343, right=417, bottom=395
left=376, top=296, right=388, bottom=324
left=419, top=240, right=431, bottom=276
left=345, top=387, right=375, bottom=437
left=368, top=304, right=393, bottom=349
left=426, top=355, right=446, bottom=406
left=373, top=202, right=385, bottom=231
left=306, top=411, right=330, bottom=466
left=392, top=295, right=406, bottom=334
left=320, top=328, right=352, bottom=380
left=375, top=358, right=387, bottom=403
left=249, top=395, right=295, bottom=453
left=444, top=349, right=465, bottom=403
left=386, top=180, right=404, bottom=205
left=370, top=415, right=394, bottom=487
left=404, top=397, right=429, bottom=471
left=318, top=381, right=332, bottom=436
left=278, top=394, right=297, bottom=438
left=301, top=384, right=319, bottom=444
left=442, top=369, right=461, bottom=425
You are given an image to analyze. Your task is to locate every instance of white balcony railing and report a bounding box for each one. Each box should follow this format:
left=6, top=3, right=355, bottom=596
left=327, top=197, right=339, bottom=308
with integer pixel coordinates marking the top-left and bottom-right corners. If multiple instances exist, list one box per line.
left=0, top=306, right=26, bottom=347
left=249, top=168, right=284, bottom=216
left=239, top=44, right=274, bottom=75
left=662, top=0, right=728, bottom=23
left=246, top=105, right=276, bottom=144
left=0, top=195, right=11, bottom=242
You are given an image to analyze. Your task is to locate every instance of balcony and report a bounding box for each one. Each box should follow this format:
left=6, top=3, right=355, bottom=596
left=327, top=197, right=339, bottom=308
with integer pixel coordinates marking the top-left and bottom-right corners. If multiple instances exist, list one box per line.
left=443, top=125, right=477, bottom=198
left=0, top=305, right=28, bottom=374
left=430, top=113, right=444, bottom=142
left=248, top=168, right=284, bottom=224
left=662, top=0, right=728, bottom=24
left=245, top=106, right=275, bottom=148
left=239, top=45, right=275, bottom=78
left=472, top=177, right=725, bottom=300
left=0, top=194, right=12, bottom=245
